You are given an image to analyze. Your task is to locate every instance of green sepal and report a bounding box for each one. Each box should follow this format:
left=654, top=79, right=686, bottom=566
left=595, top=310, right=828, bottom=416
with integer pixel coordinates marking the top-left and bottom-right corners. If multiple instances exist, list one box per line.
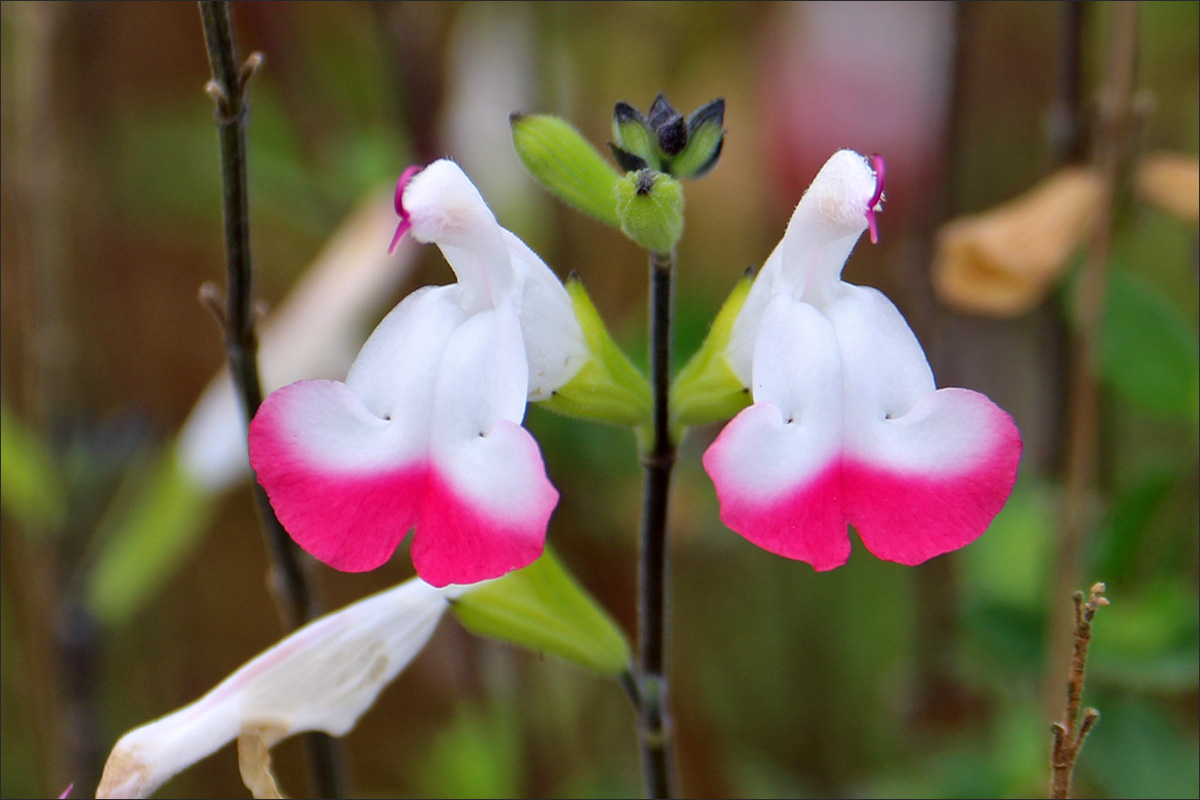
left=450, top=548, right=631, bottom=678
left=539, top=276, right=652, bottom=427
left=611, top=102, right=659, bottom=171
left=510, top=113, right=621, bottom=227
left=671, top=271, right=754, bottom=432
left=614, top=169, right=684, bottom=253
left=670, top=98, right=725, bottom=179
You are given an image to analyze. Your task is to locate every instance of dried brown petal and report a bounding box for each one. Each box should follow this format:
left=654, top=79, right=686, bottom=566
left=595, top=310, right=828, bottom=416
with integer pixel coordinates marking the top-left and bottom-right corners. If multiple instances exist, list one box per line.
left=1137, top=153, right=1199, bottom=226
left=933, top=167, right=1103, bottom=317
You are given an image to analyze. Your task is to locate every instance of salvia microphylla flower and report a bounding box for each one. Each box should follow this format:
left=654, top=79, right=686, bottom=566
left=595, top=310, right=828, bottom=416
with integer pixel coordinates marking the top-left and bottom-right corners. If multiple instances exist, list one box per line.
left=249, top=160, right=588, bottom=587
left=96, top=578, right=461, bottom=799
left=704, top=150, right=1022, bottom=570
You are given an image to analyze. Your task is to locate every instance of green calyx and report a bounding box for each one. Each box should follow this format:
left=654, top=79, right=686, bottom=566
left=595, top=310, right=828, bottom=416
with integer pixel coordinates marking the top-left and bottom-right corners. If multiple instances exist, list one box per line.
left=671, top=271, right=754, bottom=433
left=614, top=169, right=684, bottom=254
left=510, top=113, right=621, bottom=227
left=450, top=548, right=631, bottom=678
left=540, top=276, right=652, bottom=428
left=608, top=94, right=725, bottom=180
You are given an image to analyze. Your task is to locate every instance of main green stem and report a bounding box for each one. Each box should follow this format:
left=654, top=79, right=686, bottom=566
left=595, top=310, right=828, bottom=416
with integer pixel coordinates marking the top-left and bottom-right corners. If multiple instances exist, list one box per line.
left=198, top=3, right=344, bottom=796
left=637, top=248, right=678, bottom=798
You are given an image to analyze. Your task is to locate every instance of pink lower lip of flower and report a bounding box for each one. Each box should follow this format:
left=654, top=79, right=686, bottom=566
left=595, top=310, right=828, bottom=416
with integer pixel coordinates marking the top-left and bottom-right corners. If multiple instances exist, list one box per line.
left=703, top=396, right=1021, bottom=570
left=248, top=385, right=556, bottom=585
left=867, top=153, right=885, bottom=244
left=389, top=164, right=425, bottom=254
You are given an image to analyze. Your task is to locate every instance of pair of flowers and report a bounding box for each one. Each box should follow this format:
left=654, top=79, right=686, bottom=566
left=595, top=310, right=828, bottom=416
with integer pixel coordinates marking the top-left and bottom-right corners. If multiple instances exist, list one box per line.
left=249, top=152, right=1020, bottom=587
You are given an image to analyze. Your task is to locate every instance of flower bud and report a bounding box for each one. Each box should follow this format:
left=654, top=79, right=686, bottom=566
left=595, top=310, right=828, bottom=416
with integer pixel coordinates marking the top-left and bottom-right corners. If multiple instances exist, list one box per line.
left=610, top=101, right=657, bottom=172
left=510, top=112, right=621, bottom=227
left=615, top=169, right=684, bottom=253
left=608, top=93, right=725, bottom=179
left=672, top=98, right=725, bottom=179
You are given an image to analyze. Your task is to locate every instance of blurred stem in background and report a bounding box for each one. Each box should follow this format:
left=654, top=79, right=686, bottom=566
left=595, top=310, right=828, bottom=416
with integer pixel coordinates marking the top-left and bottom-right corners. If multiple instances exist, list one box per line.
left=636, top=247, right=678, bottom=798
left=1045, top=0, right=1140, bottom=725
left=196, top=2, right=343, bottom=795
left=3, top=3, right=100, bottom=793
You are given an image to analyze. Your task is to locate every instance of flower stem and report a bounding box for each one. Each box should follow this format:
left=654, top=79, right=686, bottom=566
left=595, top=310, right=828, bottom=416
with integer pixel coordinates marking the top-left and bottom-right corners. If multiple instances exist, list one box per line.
left=197, top=3, right=344, bottom=796
left=636, top=248, right=678, bottom=798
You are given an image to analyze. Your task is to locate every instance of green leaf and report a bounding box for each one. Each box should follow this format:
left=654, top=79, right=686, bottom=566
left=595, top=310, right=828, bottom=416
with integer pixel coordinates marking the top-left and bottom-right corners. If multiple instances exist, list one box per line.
left=0, top=401, right=65, bottom=532
left=1100, top=268, right=1199, bottom=423
left=510, top=113, right=621, bottom=227
left=86, top=449, right=213, bottom=626
left=451, top=549, right=631, bottom=677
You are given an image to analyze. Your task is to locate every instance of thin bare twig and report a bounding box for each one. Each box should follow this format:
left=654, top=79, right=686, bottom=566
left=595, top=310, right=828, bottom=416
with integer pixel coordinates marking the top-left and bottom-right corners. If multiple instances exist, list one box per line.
left=1050, top=582, right=1109, bottom=799
left=197, top=2, right=344, bottom=796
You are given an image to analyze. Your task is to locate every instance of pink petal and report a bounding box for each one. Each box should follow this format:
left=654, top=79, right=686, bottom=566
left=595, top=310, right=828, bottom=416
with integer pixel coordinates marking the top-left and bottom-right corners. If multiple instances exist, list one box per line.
left=844, top=387, right=1022, bottom=565
left=249, top=380, right=426, bottom=572
left=704, top=404, right=849, bottom=569
left=415, top=305, right=557, bottom=586
left=413, top=424, right=554, bottom=587
left=704, top=297, right=849, bottom=568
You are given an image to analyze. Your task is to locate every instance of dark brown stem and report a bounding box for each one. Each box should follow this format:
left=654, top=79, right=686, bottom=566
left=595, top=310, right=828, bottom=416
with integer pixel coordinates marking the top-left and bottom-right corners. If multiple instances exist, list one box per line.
left=1050, top=583, right=1108, bottom=799
left=197, top=3, right=344, bottom=796
left=635, top=248, right=678, bottom=798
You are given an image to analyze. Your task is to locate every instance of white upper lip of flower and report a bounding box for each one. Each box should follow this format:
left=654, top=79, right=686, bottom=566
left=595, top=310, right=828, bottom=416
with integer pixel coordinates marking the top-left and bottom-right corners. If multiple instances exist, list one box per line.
left=704, top=149, right=1021, bottom=572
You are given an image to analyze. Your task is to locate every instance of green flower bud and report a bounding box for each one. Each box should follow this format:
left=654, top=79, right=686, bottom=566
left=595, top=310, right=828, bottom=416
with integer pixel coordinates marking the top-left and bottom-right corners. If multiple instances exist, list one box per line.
left=671, top=98, right=725, bottom=179
left=540, top=276, right=652, bottom=427
left=510, top=113, right=621, bottom=227
left=614, top=169, right=684, bottom=253
left=671, top=270, right=754, bottom=432
left=608, top=94, right=724, bottom=179
left=451, top=548, right=631, bottom=678
left=610, top=102, right=658, bottom=172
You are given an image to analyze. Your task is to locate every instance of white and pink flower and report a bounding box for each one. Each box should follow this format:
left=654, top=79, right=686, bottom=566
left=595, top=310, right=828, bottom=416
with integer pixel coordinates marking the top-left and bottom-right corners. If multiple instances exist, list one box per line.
left=250, top=160, right=587, bottom=586
left=704, top=150, right=1021, bottom=570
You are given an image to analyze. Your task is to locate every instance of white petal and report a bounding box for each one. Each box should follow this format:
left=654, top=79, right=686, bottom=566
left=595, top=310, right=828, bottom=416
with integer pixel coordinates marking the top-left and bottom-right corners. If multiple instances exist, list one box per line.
left=781, top=150, right=877, bottom=304
left=96, top=579, right=454, bottom=799
left=345, top=284, right=464, bottom=424
left=402, top=159, right=514, bottom=313
left=823, top=283, right=936, bottom=461
left=726, top=239, right=783, bottom=386
left=711, top=294, right=842, bottom=501
left=416, top=303, right=556, bottom=585
left=703, top=297, right=848, bottom=568
left=501, top=229, right=588, bottom=399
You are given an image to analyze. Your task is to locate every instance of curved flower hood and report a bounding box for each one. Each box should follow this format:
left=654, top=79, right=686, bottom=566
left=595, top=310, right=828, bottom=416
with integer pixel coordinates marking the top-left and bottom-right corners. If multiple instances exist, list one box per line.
left=704, top=150, right=1021, bottom=570
left=250, top=160, right=586, bottom=586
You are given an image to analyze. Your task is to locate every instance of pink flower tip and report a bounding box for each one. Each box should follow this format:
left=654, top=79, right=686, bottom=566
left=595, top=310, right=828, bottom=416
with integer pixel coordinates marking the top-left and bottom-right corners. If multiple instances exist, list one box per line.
left=389, top=164, right=424, bottom=255
left=866, top=153, right=885, bottom=244
left=58, top=784, right=73, bottom=799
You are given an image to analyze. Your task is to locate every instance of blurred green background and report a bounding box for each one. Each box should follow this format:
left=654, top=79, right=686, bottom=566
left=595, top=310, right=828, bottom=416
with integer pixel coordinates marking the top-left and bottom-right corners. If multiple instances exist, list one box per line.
left=1, top=2, right=1196, bottom=798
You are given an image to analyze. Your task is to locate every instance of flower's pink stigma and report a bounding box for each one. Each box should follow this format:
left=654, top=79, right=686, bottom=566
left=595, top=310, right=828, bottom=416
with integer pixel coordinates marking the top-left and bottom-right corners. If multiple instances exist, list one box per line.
left=389, top=164, right=424, bottom=255
left=866, top=153, right=885, bottom=244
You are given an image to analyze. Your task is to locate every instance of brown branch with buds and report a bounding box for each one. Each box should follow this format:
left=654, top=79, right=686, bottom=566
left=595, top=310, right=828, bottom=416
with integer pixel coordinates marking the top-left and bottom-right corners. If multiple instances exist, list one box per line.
left=1049, top=582, right=1109, bottom=799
